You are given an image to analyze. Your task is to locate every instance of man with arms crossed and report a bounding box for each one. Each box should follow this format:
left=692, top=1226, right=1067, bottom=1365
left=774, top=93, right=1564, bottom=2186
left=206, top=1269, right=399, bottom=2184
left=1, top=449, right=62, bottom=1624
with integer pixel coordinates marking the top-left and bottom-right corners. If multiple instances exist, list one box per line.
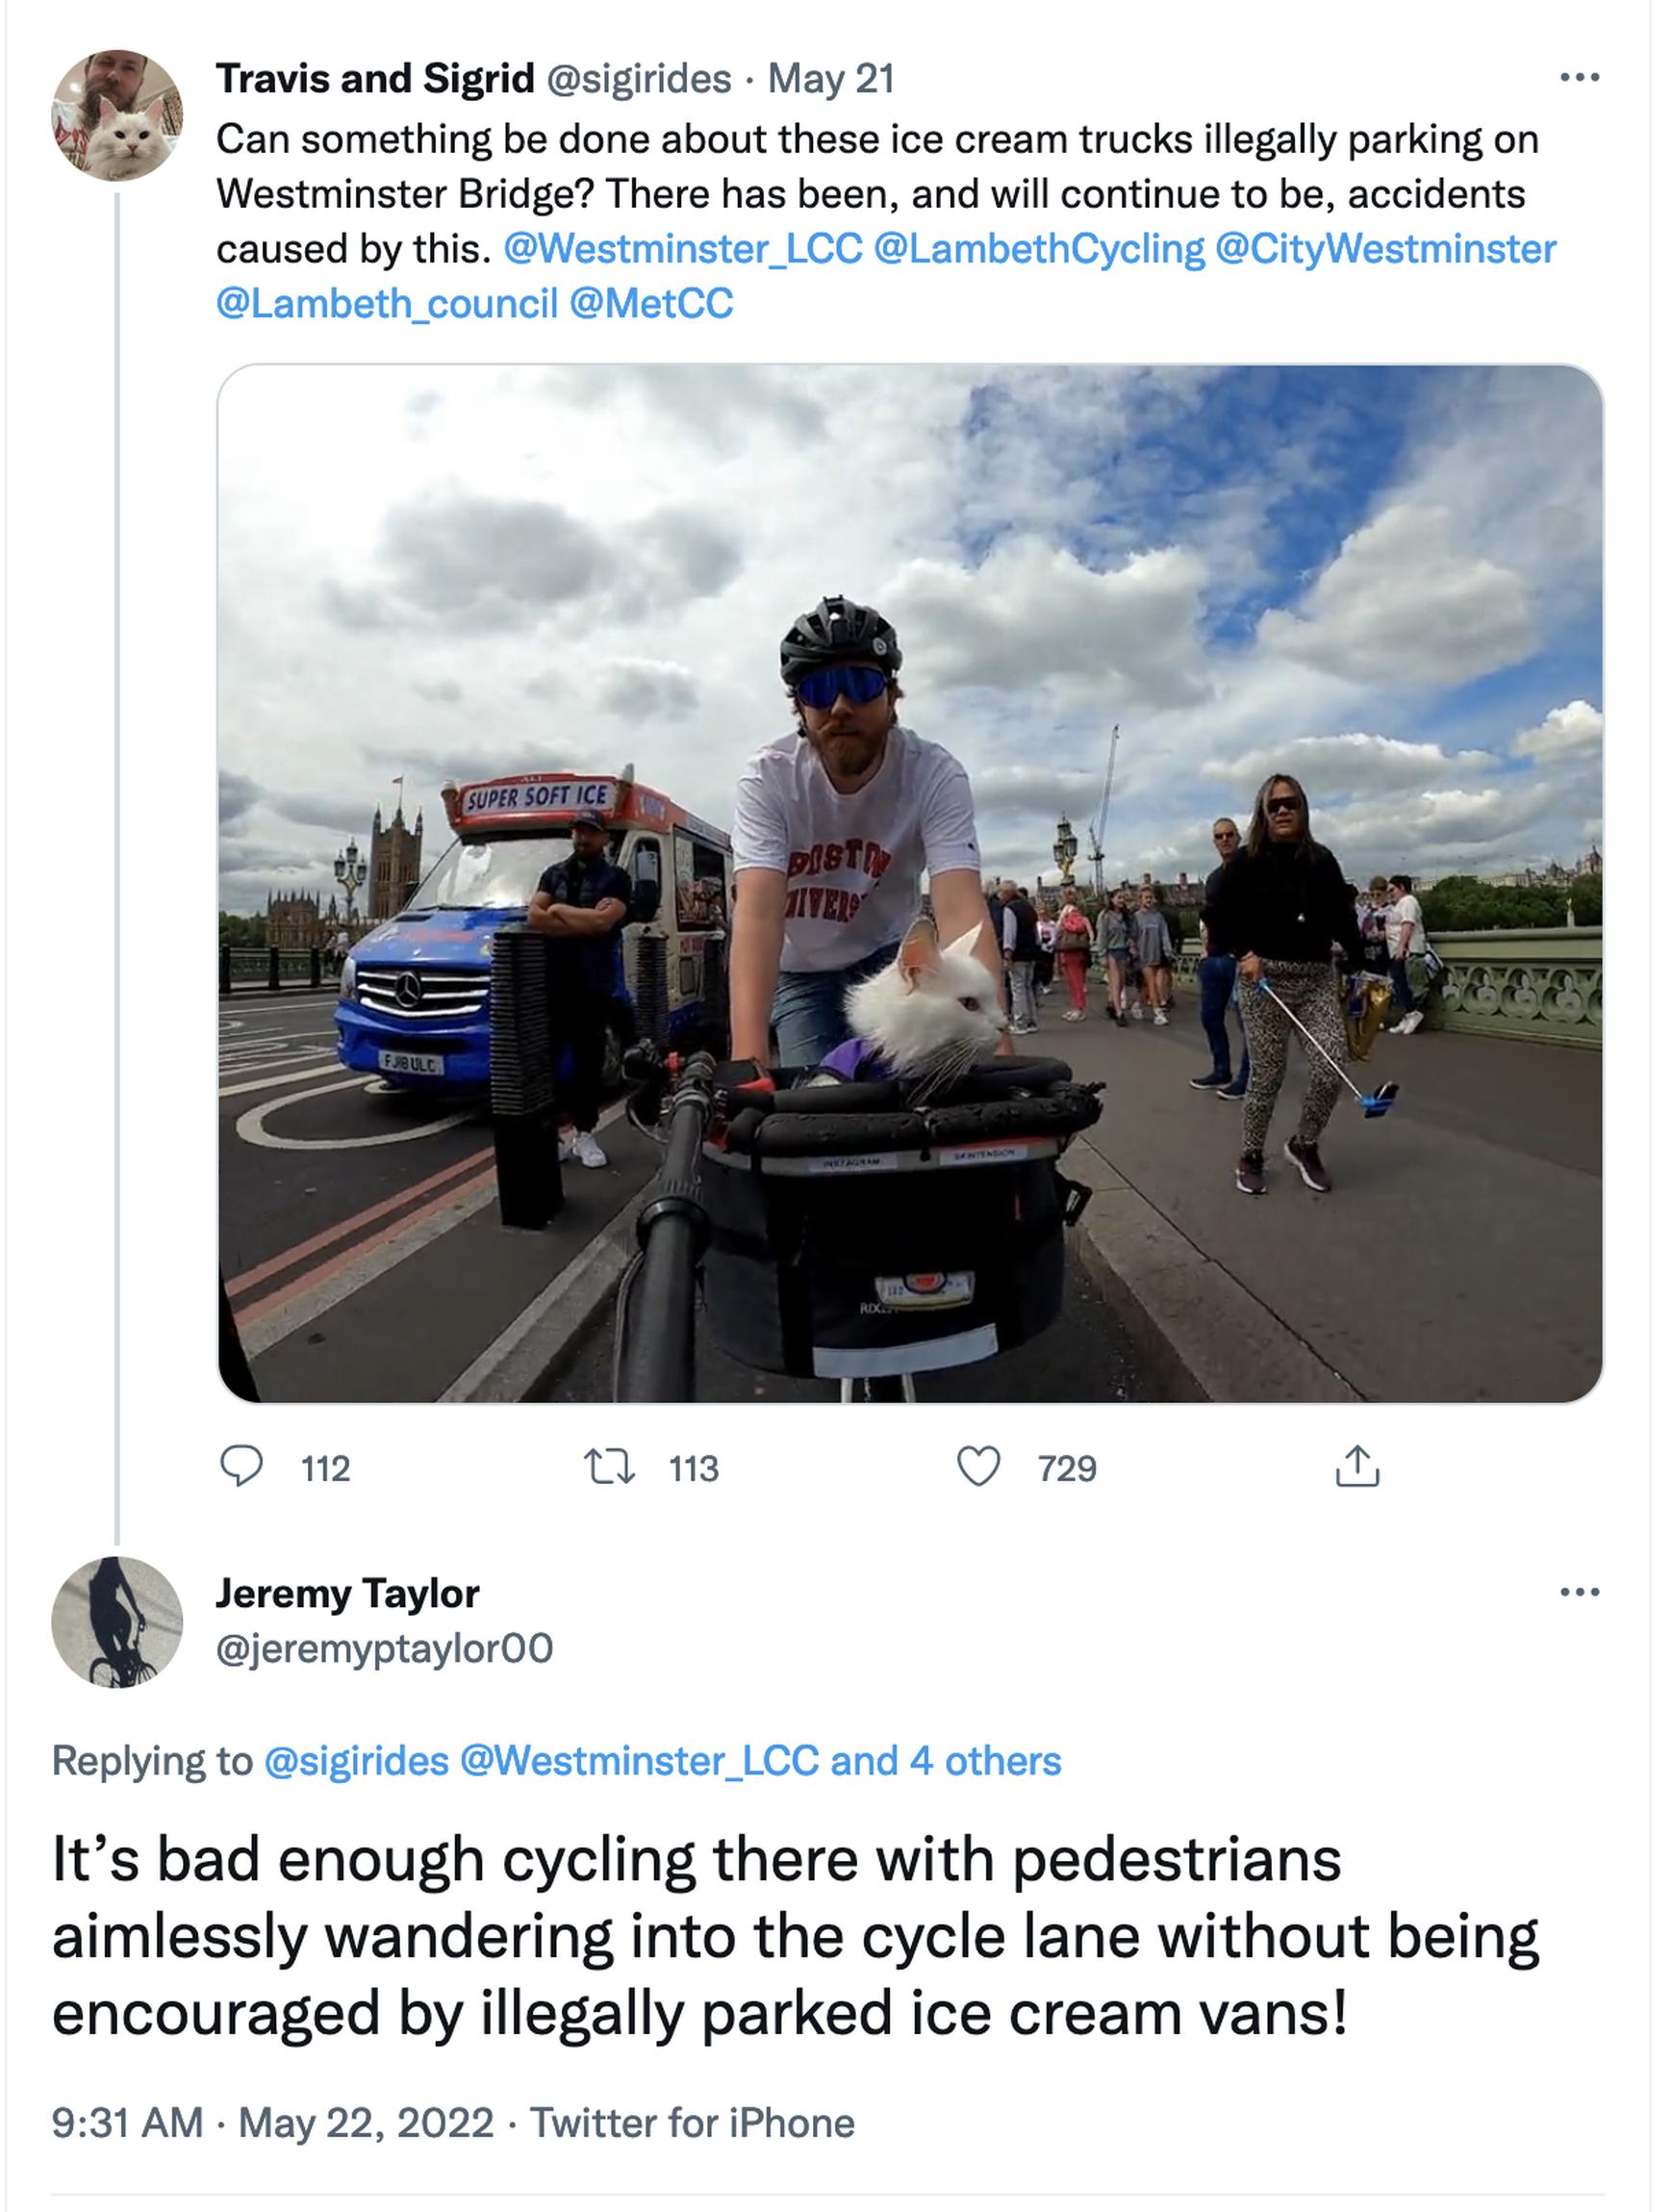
left=729, top=594, right=1005, bottom=1066
left=525, top=810, right=631, bottom=1167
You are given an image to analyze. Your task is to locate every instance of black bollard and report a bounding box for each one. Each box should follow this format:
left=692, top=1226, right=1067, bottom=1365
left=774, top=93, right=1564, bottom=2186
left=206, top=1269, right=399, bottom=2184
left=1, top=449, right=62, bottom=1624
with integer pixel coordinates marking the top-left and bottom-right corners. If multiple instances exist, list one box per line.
left=266, top=945, right=281, bottom=992
left=490, top=923, right=564, bottom=1228
left=310, top=945, right=322, bottom=989
left=219, top=944, right=232, bottom=996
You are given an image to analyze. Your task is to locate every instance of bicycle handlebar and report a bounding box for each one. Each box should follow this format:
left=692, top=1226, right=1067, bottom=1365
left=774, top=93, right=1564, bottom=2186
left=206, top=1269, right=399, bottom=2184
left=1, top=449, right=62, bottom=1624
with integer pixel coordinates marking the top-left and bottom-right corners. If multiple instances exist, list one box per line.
left=613, top=1050, right=718, bottom=1402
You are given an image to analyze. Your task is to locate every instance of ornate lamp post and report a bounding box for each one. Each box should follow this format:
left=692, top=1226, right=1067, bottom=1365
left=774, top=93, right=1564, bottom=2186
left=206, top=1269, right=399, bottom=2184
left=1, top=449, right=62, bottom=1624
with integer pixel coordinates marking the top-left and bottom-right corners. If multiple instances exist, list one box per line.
left=334, top=837, right=367, bottom=924
left=1052, top=814, right=1078, bottom=890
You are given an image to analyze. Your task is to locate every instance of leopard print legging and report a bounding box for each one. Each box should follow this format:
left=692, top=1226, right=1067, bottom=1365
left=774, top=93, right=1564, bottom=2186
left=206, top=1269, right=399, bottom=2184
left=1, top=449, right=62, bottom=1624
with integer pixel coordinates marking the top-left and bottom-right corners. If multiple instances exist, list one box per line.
left=1240, top=961, right=1349, bottom=1156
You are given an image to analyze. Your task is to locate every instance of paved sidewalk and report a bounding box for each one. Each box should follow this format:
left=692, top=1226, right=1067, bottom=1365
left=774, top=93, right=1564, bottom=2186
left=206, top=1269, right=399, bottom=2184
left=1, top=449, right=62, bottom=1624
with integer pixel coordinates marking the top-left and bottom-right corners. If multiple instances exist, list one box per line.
left=1026, top=988, right=1601, bottom=1402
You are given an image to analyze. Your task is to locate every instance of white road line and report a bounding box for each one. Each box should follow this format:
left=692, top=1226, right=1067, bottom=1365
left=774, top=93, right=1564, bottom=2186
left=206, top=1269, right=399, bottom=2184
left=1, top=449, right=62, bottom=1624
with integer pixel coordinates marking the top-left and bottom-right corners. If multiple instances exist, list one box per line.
left=217, top=1052, right=342, bottom=1082
left=219, top=1064, right=358, bottom=1100
left=241, top=1177, right=502, bottom=1357
left=235, top=1083, right=477, bottom=1147
left=218, top=1025, right=339, bottom=1046
left=243, top=1100, right=632, bottom=1362
left=442, top=1186, right=643, bottom=1403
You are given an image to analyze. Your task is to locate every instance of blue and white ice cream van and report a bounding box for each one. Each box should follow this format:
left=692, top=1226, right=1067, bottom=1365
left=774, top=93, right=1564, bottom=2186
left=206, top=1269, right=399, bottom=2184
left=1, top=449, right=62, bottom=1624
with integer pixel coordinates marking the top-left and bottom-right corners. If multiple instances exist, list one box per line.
left=335, top=770, right=733, bottom=1092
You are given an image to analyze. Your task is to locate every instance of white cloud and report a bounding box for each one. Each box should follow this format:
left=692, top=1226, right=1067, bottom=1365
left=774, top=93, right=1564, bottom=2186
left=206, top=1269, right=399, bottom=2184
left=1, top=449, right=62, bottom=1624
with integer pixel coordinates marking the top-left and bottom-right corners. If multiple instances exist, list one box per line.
left=1202, top=731, right=1498, bottom=798
left=1512, top=699, right=1604, bottom=762
left=889, top=536, right=1210, bottom=707
left=1257, top=504, right=1535, bottom=687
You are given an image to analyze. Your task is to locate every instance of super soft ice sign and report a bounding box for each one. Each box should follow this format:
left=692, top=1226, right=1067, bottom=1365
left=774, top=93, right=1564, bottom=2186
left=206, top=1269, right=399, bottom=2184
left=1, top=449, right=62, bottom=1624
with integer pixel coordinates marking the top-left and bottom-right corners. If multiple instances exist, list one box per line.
left=456, top=777, right=619, bottom=822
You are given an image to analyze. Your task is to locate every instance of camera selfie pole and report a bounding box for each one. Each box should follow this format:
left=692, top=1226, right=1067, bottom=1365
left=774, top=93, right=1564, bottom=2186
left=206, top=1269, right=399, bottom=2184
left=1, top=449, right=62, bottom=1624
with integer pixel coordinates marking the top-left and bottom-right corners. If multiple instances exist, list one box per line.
left=1256, top=979, right=1400, bottom=1119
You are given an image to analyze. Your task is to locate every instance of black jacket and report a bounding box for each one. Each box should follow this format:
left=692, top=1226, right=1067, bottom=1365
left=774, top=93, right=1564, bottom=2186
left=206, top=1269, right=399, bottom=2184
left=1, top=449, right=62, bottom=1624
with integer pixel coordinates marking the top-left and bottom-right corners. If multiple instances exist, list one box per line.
left=1202, top=842, right=1363, bottom=968
left=1002, top=892, right=1039, bottom=960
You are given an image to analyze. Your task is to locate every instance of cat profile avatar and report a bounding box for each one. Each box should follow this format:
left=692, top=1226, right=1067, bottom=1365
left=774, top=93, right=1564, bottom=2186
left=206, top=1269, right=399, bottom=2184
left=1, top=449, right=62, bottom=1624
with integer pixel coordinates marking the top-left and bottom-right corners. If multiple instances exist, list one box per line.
left=84, top=96, right=170, bottom=180
left=818, top=919, right=1008, bottom=1097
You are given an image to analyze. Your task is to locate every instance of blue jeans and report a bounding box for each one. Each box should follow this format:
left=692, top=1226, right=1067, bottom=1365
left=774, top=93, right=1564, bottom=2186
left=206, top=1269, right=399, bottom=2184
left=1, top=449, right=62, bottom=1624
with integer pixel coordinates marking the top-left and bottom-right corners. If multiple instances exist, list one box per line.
left=1199, top=953, right=1250, bottom=1085
left=771, top=942, right=899, bottom=1068
left=1389, top=957, right=1417, bottom=1016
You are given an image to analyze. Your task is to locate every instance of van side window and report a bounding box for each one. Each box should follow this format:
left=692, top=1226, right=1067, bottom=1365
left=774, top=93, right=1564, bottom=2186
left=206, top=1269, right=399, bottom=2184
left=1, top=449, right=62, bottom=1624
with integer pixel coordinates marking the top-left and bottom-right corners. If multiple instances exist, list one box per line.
left=676, top=831, right=727, bottom=929
left=625, top=838, right=663, bottom=923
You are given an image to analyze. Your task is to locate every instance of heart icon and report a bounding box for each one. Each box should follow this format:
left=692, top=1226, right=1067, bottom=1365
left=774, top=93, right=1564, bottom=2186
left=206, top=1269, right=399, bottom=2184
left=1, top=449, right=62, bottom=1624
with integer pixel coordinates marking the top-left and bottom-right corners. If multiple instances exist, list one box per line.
left=957, top=1445, right=1001, bottom=1487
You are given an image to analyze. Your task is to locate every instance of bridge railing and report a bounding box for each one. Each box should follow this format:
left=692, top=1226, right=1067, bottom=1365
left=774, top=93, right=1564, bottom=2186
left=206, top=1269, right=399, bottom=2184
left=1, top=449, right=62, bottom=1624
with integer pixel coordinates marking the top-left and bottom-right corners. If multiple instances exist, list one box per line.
left=1155, top=927, right=1602, bottom=1047
left=219, top=945, right=326, bottom=994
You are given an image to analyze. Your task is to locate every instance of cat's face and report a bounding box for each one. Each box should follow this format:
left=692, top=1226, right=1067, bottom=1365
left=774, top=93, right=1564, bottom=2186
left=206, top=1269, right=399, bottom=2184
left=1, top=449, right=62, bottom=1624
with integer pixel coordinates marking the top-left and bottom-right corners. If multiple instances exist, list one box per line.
left=86, top=97, right=169, bottom=178
left=846, top=921, right=1007, bottom=1082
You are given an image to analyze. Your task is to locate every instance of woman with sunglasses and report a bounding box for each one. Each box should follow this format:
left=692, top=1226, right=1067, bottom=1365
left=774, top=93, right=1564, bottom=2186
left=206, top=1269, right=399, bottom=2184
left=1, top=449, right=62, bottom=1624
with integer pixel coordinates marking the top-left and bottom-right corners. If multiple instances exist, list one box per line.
left=729, top=595, right=1006, bottom=1067
left=1203, top=772, right=1363, bottom=1195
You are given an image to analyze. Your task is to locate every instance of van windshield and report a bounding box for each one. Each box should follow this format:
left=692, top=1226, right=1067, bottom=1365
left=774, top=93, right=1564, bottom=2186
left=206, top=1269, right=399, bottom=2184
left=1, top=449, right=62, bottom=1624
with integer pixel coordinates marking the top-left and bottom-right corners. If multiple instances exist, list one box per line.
left=402, top=835, right=616, bottom=916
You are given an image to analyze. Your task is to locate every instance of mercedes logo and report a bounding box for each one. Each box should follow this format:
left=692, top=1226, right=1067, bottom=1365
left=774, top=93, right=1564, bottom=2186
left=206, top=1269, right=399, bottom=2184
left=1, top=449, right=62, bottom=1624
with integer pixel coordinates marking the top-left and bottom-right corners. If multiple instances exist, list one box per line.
left=394, top=970, right=423, bottom=1010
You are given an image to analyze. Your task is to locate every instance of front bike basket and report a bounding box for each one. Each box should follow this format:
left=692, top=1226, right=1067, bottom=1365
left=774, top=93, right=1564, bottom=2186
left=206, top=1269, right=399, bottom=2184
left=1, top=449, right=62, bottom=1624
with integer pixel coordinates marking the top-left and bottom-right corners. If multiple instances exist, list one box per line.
left=697, top=1056, right=1102, bottom=1382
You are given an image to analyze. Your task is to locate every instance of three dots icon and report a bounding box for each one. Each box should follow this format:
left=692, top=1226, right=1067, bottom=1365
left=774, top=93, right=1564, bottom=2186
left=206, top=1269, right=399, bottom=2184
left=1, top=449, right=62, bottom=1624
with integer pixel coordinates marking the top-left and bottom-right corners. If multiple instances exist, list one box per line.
left=1559, top=1585, right=1601, bottom=1597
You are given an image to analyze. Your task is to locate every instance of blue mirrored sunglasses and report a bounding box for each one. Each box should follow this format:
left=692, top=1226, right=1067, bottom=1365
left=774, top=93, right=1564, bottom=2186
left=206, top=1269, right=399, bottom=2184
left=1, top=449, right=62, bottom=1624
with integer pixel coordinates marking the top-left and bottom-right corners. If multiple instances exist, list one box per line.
left=795, top=663, right=891, bottom=711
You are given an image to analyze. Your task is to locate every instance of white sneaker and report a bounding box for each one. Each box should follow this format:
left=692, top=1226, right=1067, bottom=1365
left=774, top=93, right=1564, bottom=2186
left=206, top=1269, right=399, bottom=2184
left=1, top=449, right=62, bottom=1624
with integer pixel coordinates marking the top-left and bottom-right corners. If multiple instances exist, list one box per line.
left=558, top=1129, right=578, bottom=1161
left=1403, top=1010, right=1424, bottom=1034
left=1153, top=1010, right=1169, bottom=1026
left=572, top=1130, right=608, bottom=1169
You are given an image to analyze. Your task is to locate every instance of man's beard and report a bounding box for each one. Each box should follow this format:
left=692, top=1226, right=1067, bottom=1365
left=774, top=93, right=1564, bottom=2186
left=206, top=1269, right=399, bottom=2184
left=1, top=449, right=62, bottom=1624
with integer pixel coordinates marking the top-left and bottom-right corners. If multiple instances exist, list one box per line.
left=82, top=84, right=132, bottom=126
left=809, top=718, right=891, bottom=780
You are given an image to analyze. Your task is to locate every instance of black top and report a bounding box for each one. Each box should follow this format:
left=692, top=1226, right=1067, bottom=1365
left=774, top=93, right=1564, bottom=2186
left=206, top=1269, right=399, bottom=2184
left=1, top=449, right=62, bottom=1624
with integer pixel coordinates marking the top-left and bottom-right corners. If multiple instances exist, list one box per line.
left=1202, top=842, right=1363, bottom=968
left=536, top=853, right=632, bottom=994
left=1002, top=892, right=1039, bottom=961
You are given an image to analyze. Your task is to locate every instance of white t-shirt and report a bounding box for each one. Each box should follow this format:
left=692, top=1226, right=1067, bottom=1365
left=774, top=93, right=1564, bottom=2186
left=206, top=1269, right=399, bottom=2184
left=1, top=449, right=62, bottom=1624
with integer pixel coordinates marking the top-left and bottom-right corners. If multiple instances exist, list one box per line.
left=731, top=725, right=982, bottom=973
left=1387, top=893, right=1427, bottom=960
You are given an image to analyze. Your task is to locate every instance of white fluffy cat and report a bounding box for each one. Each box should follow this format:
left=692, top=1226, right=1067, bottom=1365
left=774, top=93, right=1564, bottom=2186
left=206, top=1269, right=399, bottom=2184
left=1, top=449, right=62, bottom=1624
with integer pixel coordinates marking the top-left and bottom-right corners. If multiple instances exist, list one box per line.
left=84, top=97, right=171, bottom=181
left=840, top=920, right=1008, bottom=1094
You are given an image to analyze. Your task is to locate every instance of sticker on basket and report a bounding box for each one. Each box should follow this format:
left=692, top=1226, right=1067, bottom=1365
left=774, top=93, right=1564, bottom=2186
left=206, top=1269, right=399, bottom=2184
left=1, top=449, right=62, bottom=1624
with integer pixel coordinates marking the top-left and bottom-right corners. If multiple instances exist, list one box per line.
left=804, top=1152, right=901, bottom=1175
left=872, top=1271, right=976, bottom=1311
left=937, top=1140, right=1034, bottom=1167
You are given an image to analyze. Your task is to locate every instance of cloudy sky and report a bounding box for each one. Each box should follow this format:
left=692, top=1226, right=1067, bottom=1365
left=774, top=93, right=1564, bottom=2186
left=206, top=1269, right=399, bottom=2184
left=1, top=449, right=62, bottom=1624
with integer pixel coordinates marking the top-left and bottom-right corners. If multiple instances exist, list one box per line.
left=219, top=364, right=1602, bottom=908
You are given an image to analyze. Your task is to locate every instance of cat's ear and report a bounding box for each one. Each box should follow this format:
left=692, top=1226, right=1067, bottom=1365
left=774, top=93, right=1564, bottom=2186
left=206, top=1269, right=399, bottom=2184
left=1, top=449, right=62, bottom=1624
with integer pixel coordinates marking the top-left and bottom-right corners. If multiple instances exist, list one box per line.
left=142, top=100, right=166, bottom=124
left=896, top=918, right=941, bottom=991
left=99, top=95, right=118, bottom=118
left=946, top=923, right=984, bottom=961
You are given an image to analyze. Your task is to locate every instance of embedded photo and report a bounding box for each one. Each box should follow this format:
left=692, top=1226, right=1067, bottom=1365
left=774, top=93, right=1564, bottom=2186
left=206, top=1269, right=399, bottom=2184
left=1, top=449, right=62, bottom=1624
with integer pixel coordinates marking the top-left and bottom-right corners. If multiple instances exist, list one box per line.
left=217, top=364, right=1601, bottom=1405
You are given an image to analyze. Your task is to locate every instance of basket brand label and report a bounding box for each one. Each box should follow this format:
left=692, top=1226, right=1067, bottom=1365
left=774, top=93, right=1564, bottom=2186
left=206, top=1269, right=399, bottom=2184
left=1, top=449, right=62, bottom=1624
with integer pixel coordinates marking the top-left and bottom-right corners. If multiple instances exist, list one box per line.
left=870, top=1270, right=975, bottom=1312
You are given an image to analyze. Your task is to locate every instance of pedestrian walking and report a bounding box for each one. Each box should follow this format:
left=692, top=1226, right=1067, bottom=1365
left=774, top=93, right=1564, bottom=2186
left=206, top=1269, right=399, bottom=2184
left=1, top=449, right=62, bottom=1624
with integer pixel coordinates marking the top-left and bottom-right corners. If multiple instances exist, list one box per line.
left=1097, top=893, right=1132, bottom=1024
left=1191, top=816, right=1252, bottom=1095
left=1054, top=896, right=1092, bottom=1018
left=1132, top=886, right=1173, bottom=1023
left=1203, top=772, right=1364, bottom=1195
left=1034, top=910, right=1058, bottom=997
left=999, top=879, right=1040, bottom=1033
left=1384, top=874, right=1429, bottom=1033
left=1361, top=877, right=1391, bottom=976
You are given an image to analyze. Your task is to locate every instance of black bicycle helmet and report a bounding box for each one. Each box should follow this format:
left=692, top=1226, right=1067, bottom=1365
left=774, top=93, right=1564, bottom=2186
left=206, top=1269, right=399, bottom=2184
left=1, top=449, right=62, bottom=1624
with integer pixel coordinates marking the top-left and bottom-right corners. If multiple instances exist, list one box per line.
left=780, top=594, right=901, bottom=684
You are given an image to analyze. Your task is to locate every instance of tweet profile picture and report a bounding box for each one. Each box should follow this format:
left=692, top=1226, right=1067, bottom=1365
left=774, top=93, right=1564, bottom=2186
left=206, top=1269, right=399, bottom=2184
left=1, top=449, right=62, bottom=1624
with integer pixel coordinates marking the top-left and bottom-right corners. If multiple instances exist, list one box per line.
left=52, top=1556, right=183, bottom=1688
left=53, top=49, right=182, bottom=180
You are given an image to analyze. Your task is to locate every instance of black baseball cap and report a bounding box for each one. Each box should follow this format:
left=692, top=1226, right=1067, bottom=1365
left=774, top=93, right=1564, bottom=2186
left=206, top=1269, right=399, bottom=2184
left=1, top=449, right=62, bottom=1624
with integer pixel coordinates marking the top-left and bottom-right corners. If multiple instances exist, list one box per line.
left=571, top=810, right=606, bottom=831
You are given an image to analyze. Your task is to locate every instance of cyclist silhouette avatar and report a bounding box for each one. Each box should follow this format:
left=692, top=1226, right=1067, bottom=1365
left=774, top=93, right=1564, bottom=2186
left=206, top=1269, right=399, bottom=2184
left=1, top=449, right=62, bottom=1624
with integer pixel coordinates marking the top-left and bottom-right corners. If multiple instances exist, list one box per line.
left=88, top=1557, right=153, bottom=1687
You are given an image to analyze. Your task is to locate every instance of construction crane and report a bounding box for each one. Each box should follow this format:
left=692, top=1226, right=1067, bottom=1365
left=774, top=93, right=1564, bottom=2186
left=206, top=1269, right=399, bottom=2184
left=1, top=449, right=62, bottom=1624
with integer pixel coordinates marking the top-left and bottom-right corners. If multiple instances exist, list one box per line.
left=1087, top=724, right=1120, bottom=898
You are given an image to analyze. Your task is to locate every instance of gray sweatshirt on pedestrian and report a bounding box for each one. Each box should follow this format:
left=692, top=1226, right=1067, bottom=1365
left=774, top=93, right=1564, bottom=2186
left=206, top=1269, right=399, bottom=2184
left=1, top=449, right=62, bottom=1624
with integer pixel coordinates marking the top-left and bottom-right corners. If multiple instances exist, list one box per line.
left=1131, top=910, right=1173, bottom=967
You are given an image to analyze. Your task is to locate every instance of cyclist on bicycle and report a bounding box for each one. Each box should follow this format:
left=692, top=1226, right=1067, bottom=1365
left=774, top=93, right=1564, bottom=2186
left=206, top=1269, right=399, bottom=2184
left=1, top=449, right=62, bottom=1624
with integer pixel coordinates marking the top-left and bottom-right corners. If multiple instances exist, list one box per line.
left=89, top=1557, right=146, bottom=1676
left=728, top=594, right=1006, bottom=1068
